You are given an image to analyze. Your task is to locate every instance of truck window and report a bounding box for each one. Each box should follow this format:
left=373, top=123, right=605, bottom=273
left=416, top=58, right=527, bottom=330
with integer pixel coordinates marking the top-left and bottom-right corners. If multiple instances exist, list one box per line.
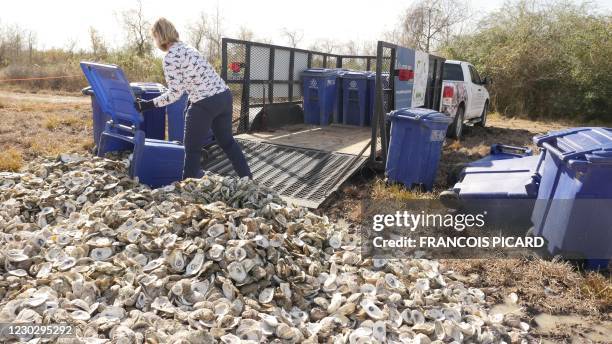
left=468, top=65, right=482, bottom=84
left=443, top=63, right=464, bottom=81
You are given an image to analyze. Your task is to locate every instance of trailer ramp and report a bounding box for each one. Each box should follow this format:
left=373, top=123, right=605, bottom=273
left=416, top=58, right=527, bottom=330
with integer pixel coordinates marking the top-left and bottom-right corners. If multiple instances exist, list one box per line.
left=203, top=139, right=367, bottom=208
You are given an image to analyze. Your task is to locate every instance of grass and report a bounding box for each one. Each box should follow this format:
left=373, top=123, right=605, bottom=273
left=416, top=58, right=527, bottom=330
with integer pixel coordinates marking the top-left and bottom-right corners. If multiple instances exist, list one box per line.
left=0, top=148, right=24, bottom=172
left=43, top=114, right=89, bottom=130
left=0, top=94, right=92, bottom=171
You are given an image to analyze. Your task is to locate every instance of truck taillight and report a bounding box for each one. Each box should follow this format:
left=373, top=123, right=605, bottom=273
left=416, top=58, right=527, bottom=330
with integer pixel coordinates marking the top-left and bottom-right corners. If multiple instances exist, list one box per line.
left=443, top=85, right=454, bottom=98
left=442, top=85, right=454, bottom=105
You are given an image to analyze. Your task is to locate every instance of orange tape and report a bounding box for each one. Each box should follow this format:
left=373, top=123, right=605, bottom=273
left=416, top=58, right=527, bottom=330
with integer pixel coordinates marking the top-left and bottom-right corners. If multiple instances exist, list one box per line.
left=0, top=75, right=82, bottom=82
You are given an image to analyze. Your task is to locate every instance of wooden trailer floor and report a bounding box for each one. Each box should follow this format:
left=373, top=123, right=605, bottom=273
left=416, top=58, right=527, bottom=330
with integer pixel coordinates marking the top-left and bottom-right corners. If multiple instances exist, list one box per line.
left=235, top=124, right=372, bottom=156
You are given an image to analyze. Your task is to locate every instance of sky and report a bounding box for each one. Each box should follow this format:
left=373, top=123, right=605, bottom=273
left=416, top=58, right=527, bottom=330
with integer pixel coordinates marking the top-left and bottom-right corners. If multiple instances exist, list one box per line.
left=1, top=0, right=611, bottom=51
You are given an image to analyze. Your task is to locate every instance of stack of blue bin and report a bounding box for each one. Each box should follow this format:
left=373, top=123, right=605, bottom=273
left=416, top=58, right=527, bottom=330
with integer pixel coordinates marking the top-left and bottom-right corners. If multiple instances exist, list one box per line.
left=531, top=127, right=612, bottom=268
left=386, top=108, right=452, bottom=191
left=80, top=62, right=214, bottom=188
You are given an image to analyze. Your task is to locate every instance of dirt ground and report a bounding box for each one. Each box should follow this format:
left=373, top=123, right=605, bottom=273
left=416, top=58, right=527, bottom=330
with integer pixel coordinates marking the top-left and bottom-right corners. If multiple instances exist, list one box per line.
left=1, top=90, right=610, bottom=342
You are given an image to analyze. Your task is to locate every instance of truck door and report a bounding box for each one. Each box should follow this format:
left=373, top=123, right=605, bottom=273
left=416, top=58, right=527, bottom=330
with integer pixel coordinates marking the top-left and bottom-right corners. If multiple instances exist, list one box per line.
left=467, top=65, right=485, bottom=118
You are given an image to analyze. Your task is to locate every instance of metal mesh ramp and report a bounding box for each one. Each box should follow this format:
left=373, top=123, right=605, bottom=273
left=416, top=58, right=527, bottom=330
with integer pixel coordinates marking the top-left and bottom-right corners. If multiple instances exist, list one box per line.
left=203, top=139, right=367, bottom=208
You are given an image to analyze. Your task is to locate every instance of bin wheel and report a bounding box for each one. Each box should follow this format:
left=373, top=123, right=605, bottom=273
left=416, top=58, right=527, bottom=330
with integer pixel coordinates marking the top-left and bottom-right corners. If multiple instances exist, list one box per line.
left=447, top=106, right=465, bottom=139
left=525, top=226, right=534, bottom=237
left=476, top=101, right=488, bottom=128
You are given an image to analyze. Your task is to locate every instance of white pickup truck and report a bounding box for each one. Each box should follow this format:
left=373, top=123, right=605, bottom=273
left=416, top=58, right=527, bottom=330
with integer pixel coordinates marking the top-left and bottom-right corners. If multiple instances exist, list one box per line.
left=441, top=60, right=491, bottom=139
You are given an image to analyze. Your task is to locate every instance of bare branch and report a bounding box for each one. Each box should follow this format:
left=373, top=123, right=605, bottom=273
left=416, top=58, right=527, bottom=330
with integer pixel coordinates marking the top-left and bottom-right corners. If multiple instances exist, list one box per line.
left=281, top=28, right=303, bottom=48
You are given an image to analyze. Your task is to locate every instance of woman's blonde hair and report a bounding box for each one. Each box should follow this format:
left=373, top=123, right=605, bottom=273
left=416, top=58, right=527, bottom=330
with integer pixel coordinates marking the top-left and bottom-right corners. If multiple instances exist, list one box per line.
left=151, top=18, right=179, bottom=51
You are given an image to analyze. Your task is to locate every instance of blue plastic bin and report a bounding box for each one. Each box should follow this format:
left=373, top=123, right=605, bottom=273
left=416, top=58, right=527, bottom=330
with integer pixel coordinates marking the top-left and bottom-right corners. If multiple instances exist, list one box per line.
left=166, top=93, right=188, bottom=142
left=165, top=93, right=214, bottom=145
left=455, top=154, right=542, bottom=199
left=342, top=71, right=369, bottom=126
left=531, top=127, right=612, bottom=265
left=366, top=72, right=390, bottom=126
left=301, top=68, right=338, bottom=125
left=131, top=82, right=166, bottom=140
left=82, top=83, right=166, bottom=145
left=467, top=144, right=533, bottom=168
left=80, top=62, right=185, bottom=188
left=386, top=108, right=452, bottom=190
left=450, top=154, right=542, bottom=226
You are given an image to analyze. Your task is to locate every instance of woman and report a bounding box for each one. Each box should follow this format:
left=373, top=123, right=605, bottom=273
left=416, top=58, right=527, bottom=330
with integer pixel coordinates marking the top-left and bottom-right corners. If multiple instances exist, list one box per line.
left=134, top=17, right=251, bottom=180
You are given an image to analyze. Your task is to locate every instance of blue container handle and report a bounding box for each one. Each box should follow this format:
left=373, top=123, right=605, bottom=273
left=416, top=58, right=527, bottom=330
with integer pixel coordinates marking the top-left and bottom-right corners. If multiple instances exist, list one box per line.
left=490, top=144, right=532, bottom=157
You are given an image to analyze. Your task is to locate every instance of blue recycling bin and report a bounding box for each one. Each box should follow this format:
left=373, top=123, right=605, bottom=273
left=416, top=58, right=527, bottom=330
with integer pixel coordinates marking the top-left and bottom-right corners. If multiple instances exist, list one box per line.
left=301, top=68, right=338, bottom=126
left=451, top=153, right=542, bottom=225
left=342, top=71, right=369, bottom=126
left=531, top=127, right=612, bottom=266
left=331, top=69, right=348, bottom=124
left=366, top=72, right=390, bottom=126
left=166, top=93, right=214, bottom=145
left=166, top=93, right=188, bottom=142
left=82, top=82, right=166, bottom=146
left=131, top=82, right=166, bottom=140
left=81, top=61, right=185, bottom=188
left=386, top=108, right=452, bottom=191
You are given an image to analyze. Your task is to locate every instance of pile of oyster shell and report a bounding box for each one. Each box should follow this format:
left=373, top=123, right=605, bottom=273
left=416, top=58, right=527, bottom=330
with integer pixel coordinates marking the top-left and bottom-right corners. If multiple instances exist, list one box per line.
left=0, top=155, right=533, bottom=343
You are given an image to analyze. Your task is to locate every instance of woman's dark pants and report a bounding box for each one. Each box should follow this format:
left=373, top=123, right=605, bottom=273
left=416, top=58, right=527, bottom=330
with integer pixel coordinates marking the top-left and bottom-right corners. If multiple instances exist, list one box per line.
left=182, top=90, right=251, bottom=179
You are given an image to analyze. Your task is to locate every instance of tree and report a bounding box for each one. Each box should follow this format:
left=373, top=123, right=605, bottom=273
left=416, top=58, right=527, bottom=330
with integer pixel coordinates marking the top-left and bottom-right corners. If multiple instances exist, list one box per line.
left=120, top=0, right=152, bottom=57
left=439, top=0, right=612, bottom=120
left=281, top=28, right=303, bottom=48
left=204, top=6, right=224, bottom=64
left=401, top=0, right=469, bottom=52
left=187, top=7, right=225, bottom=65
left=237, top=27, right=254, bottom=41
left=310, top=39, right=337, bottom=54
left=89, top=27, right=108, bottom=57
left=187, top=12, right=207, bottom=52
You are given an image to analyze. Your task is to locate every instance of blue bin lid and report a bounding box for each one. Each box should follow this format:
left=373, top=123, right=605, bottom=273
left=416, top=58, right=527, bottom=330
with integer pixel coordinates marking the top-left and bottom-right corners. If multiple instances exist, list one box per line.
left=130, top=82, right=166, bottom=94
left=83, top=82, right=166, bottom=96
left=302, top=68, right=337, bottom=77
left=388, top=108, right=452, bottom=123
left=80, top=61, right=143, bottom=126
left=342, top=71, right=368, bottom=80
left=534, top=127, right=612, bottom=163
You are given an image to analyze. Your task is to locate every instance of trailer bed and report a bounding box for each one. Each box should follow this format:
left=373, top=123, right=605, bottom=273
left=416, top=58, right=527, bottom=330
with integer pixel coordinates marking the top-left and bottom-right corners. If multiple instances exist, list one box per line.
left=235, top=124, right=372, bottom=155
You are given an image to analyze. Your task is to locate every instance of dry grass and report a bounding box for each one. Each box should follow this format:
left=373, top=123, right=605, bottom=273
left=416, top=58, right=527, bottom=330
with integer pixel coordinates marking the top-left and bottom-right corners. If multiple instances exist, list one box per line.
left=443, top=258, right=610, bottom=316
left=0, top=147, right=24, bottom=171
left=0, top=94, right=93, bottom=170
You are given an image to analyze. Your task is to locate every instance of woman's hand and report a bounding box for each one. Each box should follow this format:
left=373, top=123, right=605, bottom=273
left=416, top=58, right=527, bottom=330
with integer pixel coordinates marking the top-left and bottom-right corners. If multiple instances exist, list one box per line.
left=134, top=98, right=155, bottom=112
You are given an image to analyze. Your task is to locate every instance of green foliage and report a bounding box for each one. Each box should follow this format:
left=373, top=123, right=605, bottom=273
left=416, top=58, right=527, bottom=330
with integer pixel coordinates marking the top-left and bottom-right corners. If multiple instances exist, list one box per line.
left=439, top=0, right=612, bottom=121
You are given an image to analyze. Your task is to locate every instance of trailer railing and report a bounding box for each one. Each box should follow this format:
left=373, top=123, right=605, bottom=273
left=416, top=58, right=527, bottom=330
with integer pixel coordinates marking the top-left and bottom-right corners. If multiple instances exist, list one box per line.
left=220, top=38, right=444, bottom=169
left=221, top=38, right=376, bottom=133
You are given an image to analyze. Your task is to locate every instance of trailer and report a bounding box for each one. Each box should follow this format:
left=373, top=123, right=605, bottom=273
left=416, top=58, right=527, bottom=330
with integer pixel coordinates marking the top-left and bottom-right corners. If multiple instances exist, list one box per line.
left=201, top=39, right=445, bottom=208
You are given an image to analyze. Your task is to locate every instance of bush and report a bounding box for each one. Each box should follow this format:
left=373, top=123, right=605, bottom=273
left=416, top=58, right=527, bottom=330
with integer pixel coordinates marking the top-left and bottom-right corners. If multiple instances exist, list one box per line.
left=439, top=0, right=612, bottom=121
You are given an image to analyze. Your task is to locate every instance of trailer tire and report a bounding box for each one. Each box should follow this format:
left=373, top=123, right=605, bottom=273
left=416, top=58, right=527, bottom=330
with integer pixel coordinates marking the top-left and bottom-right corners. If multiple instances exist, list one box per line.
left=447, top=106, right=465, bottom=140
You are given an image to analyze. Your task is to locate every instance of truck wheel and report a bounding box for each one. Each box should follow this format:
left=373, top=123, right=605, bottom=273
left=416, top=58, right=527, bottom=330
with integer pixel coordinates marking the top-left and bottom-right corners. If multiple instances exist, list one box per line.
left=447, top=106, right=464, bottom=139
left=476, top=102, right=488, bottom=127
